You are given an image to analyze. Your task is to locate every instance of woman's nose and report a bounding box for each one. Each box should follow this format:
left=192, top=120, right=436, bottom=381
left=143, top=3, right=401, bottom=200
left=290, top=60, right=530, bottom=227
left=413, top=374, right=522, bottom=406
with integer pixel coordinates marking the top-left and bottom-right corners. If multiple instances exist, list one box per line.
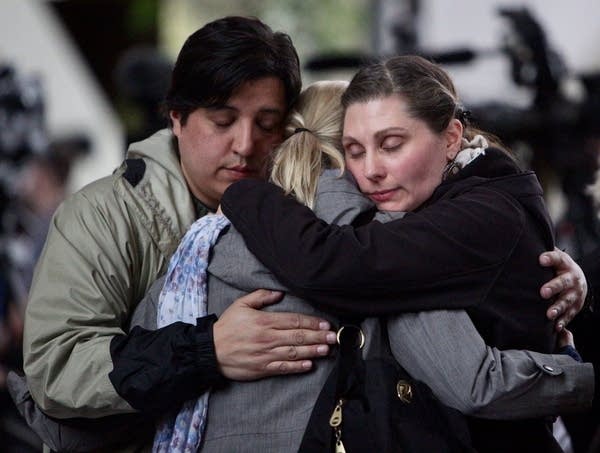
left=364, top=152, right=385, bottom=180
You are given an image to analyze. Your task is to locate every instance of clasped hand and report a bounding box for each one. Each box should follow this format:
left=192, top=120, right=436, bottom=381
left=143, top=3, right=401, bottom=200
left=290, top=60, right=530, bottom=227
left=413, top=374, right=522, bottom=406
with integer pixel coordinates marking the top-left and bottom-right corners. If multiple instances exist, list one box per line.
left=539, top=247, right=588, bottom=331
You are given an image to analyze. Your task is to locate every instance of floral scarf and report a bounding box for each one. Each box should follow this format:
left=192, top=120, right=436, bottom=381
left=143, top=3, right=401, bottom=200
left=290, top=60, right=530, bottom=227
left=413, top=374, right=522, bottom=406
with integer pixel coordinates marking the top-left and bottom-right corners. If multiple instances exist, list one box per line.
left=152, top=213, right=231, bottom=453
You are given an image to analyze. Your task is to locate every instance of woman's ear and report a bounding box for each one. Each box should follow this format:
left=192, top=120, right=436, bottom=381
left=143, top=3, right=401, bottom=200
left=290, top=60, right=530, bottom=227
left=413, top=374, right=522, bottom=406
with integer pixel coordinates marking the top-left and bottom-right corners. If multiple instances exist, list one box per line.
left=444, top=118, right=463, bottom=161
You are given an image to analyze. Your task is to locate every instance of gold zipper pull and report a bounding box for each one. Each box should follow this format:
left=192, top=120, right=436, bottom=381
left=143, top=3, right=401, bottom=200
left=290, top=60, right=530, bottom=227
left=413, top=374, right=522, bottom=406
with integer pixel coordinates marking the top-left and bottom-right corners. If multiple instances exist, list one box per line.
left=329, top=399, right=344, bottom=427
left=335, top=437, right=347, bottom=453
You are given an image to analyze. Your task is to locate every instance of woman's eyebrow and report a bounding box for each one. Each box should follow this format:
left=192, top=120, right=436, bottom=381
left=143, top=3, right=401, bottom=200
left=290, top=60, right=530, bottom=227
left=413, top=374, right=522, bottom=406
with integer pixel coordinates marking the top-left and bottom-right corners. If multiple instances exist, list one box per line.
left=374, top=127, right=408, bottom=140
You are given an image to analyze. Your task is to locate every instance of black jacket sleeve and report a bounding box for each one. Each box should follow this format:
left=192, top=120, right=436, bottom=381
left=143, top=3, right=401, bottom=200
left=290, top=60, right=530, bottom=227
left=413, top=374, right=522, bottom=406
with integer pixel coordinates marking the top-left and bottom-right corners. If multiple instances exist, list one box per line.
left=221, top=179, right=524, bottom=316
left=108, top=314, right=225, bottom=416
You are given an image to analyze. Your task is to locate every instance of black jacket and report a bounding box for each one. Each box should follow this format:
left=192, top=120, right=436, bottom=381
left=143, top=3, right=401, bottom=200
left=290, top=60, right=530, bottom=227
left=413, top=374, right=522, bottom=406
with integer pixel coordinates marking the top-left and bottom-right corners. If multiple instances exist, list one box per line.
left=222, top=148, right=562, bottom=452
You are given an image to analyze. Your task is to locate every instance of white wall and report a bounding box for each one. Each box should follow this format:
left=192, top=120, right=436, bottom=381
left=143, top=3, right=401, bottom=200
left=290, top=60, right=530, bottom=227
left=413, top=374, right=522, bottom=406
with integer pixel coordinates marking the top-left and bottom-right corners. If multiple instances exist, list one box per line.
left=417, top=0, right=600, bottom=106
left=0, top=0, right=123, bottom=192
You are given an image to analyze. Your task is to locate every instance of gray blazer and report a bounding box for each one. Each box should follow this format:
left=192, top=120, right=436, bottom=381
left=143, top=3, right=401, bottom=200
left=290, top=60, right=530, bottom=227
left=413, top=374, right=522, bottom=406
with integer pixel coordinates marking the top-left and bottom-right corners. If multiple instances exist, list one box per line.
left=132, top=170, right=593, bottom=452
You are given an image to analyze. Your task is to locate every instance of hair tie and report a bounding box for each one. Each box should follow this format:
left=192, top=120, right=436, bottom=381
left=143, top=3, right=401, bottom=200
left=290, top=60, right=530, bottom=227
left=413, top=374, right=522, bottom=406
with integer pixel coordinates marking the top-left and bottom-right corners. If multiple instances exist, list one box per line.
left=461, top=109, right=472, bottom=124
left=293, top=127, right=310, bottom=135
left=455, top=106, right=472, bottom=126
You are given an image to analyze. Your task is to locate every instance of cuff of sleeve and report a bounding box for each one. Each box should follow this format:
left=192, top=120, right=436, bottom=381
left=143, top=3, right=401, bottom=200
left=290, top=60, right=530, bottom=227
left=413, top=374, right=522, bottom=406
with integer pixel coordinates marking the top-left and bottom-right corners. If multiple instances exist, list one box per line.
left=109, top=314, right=225, bottom=415
left=558, top=345, right=583, bottom=363
left=170, top=314, right=226, bottom=389
left=189, top=314, right=226, bottom=387
left=528, top=352, right=595, bottom=412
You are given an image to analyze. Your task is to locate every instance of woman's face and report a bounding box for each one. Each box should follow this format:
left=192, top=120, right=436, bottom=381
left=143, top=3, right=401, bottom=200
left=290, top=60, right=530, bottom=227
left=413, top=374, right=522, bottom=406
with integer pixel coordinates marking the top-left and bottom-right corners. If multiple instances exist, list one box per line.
left=342, top=94, right=461, bottom=212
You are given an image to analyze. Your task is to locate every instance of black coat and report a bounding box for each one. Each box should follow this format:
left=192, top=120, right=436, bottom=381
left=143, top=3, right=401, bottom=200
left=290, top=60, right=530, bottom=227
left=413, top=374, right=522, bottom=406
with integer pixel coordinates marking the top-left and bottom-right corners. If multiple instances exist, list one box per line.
left=222, top=148, right=562, bottom=452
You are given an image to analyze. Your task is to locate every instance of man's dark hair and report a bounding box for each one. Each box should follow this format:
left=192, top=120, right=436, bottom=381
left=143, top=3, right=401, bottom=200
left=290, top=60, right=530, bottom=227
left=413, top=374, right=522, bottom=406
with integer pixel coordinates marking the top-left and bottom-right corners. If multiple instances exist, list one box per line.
left=164, top=16, right=301, bottom=125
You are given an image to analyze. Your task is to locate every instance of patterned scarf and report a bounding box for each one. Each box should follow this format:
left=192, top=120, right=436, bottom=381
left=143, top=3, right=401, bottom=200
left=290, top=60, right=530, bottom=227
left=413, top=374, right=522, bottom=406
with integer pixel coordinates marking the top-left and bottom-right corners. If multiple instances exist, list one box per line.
left=152, top=213, right=231, bottom=453
left=442, top=135, right=489, bottom=180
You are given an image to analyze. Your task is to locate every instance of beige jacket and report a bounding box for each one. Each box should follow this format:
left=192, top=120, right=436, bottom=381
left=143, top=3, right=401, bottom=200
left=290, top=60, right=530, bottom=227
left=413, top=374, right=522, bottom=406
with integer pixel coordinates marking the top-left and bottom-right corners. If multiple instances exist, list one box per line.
left=23, top=129, right=195, bottom=422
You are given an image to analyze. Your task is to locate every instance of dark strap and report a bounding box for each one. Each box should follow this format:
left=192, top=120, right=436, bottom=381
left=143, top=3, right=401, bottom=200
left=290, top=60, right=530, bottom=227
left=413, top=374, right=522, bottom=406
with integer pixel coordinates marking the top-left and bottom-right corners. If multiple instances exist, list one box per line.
left=335, top=323, right=369, bottom=408
left=298, top=319, right=369, bottom=452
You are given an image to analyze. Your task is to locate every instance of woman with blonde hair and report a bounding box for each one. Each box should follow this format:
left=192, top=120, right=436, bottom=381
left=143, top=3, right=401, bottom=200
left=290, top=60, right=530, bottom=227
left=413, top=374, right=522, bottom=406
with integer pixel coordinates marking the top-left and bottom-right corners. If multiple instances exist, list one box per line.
left=270, top=80, right=346, bottom=209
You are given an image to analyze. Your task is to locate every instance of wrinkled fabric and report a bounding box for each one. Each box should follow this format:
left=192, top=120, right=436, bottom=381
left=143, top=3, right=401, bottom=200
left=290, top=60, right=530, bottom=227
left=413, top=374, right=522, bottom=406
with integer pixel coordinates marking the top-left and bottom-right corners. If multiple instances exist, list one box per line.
left=24, top=129, right=198, bottom=423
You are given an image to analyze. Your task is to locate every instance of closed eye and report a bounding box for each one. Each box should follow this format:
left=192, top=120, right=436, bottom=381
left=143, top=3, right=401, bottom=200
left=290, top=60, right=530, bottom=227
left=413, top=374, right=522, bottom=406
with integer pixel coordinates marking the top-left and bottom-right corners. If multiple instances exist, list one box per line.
left=343, top=143, right=365, bottom=159
left=381, top=136, right=403, bottom=151
left=257, top=117, right=281, bottom=133
left=214, top=119, right=234, bottom=128
left=209, top=111, right=236, bottom=129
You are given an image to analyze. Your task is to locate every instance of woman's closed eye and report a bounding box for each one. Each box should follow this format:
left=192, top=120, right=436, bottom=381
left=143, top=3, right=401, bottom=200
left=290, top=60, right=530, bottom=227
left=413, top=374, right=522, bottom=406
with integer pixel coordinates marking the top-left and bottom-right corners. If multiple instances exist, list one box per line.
left=381, top=136, right=403, bottom=151
left=343, top=143, right=365, bottom=159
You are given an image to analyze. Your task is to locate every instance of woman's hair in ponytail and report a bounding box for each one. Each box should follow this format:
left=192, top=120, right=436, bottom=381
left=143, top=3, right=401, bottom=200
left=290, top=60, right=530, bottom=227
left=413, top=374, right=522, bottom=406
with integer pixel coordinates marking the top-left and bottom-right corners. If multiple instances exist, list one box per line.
left=270, top=80, right=347, bottom=209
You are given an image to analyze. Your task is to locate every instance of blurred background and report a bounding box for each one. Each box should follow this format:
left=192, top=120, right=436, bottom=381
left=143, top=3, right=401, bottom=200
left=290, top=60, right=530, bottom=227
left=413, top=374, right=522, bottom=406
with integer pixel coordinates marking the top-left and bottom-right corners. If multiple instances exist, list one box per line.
left=0, top=0, right=599, bottom=452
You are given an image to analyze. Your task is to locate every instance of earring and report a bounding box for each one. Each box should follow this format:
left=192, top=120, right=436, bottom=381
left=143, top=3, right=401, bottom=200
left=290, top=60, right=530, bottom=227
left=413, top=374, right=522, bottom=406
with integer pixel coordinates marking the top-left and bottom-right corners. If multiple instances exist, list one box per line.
left=442, top=158, right=460, bottom=180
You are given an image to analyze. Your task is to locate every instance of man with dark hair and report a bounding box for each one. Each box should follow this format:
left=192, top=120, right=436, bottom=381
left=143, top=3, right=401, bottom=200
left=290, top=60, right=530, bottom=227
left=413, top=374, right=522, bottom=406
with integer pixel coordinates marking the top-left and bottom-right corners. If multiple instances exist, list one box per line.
left=19, top=16, right=336, bottom=452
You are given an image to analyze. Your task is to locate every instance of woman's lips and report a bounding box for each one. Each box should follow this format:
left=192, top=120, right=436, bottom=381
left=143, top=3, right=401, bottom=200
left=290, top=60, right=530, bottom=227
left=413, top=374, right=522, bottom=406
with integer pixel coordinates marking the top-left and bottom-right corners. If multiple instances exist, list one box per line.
left=367, top=188, right=397, bottom=203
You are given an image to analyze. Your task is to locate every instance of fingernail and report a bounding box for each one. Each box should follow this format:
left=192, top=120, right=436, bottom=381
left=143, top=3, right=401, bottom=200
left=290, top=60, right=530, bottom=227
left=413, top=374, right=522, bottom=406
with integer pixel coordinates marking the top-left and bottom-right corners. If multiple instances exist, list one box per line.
left=557, top=322, right=565, bottom=331
left=302, top=361, right=312, bottom=369
left=541, top=287, right=551, bottom=298
left=317, top=345, right=329, bottom=355
left=550, top=308, right=559, bottom=318
left=326, top=333, right=337, bottom=344
left=319, top=321, right=331, bottom=330
left=540, top=255, right=550, bottom=265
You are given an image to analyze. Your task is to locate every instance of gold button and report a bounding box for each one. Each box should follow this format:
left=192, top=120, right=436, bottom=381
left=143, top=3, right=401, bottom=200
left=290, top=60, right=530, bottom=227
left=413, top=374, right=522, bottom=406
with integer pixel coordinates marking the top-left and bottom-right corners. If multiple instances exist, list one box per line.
left=396, top=380, right=412, bottom=404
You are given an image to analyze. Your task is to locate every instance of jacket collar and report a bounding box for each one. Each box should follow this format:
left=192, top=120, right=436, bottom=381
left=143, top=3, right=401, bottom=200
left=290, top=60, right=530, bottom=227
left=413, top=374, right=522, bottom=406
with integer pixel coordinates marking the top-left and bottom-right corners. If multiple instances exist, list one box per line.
left=432, top=147, right=543, bottom=202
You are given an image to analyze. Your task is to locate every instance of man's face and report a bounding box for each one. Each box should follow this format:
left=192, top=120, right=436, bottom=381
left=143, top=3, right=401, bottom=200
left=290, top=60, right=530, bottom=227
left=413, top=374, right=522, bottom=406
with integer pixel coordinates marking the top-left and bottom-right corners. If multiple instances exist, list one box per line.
left=171, top=77, right=287, bottom=210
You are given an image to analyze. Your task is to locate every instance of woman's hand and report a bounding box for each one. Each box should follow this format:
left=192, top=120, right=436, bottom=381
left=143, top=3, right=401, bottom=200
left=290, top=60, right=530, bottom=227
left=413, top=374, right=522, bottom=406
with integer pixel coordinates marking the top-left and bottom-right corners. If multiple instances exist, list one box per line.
left=539, top=248, right=588, bottom=331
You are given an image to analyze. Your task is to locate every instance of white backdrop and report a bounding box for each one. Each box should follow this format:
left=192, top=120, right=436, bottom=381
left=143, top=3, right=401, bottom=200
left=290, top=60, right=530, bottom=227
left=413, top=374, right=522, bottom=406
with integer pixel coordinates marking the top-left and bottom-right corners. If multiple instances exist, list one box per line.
left=0, top=0, right=123, bottom=192
left=417, top=0, right=600, bottom=106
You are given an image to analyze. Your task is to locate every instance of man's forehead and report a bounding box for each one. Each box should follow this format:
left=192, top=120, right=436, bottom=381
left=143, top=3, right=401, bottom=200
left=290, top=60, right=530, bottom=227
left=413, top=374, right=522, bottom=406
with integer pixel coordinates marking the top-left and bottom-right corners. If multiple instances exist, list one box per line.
left=226, top=77, right=286, bottom=108
left=208, top=104, right=283, bottom=116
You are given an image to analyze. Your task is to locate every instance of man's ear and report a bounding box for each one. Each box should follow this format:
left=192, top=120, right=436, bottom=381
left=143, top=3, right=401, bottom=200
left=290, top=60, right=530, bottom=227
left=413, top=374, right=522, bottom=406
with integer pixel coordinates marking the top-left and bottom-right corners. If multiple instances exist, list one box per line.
left=445, top=118, right=463, bottom=161
left=170, top=111, right=182, bottom=137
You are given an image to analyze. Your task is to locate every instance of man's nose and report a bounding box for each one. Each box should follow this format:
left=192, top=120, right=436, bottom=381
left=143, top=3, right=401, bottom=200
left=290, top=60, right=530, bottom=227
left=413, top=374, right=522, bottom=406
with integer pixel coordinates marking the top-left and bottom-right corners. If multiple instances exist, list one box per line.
left=232, top=121, right=254, bottom=156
